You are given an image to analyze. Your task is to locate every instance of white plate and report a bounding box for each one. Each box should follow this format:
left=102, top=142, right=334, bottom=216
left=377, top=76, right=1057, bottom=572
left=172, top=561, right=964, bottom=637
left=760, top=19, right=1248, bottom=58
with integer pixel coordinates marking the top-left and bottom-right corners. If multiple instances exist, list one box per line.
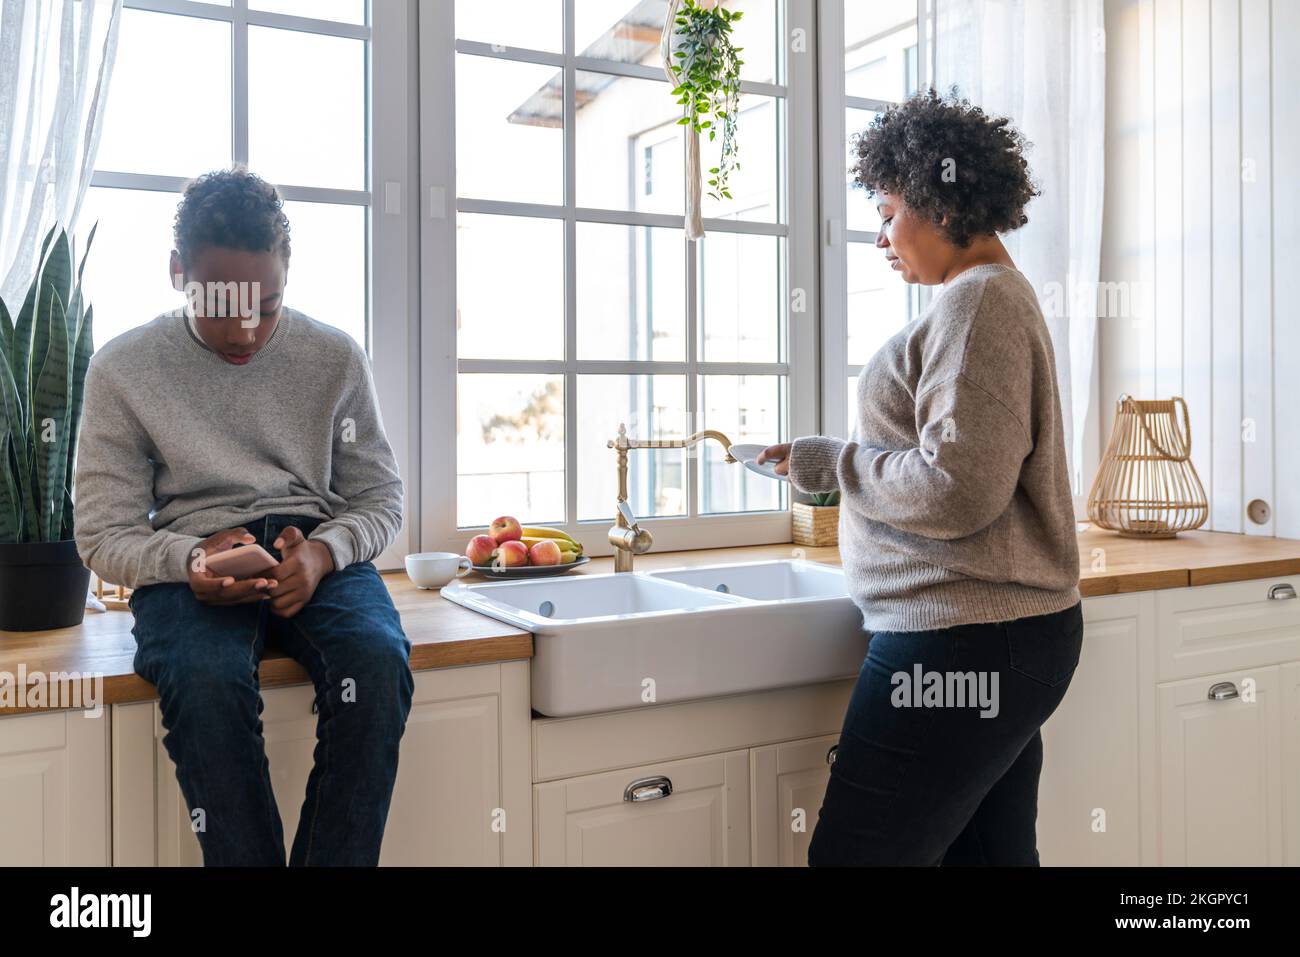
left=729, top=443, right=788, bottom=482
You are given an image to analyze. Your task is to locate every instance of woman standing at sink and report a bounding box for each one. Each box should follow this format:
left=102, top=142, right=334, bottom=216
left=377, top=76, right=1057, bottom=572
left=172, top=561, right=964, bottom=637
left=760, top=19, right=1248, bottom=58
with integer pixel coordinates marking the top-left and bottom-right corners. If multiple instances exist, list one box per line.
left=759, top=89, right=1082, bottom=867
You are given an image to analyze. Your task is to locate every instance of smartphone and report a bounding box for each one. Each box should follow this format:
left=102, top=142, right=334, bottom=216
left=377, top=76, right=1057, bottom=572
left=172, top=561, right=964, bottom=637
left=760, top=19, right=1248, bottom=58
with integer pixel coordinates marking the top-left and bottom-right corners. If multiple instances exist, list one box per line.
left=204, top=544, right=278, bottom=580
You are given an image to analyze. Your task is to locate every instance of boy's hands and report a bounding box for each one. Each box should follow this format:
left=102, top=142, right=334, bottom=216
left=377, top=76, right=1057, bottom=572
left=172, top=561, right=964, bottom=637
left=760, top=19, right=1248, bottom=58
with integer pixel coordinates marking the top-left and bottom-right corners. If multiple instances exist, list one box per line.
left=188, top=527, right=279, bottom=605
left=264, top=525, right=335, bottom=618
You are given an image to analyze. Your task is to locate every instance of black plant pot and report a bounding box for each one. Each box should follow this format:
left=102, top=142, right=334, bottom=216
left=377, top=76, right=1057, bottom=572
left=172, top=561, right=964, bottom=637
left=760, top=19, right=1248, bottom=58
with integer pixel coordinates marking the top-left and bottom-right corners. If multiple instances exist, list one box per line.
left=0, top=539, right=92, bottom=632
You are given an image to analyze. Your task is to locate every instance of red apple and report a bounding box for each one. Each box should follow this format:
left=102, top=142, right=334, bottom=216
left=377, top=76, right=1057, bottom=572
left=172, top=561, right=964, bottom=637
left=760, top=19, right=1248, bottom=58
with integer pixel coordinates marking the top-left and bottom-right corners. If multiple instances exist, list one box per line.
left=466, top=534, right=496, bottom=566
left=529, top=539, right=562, bottom=566
left=489, top=515, right=522, bottom=544
left=496, top=540, right=529, bottom=567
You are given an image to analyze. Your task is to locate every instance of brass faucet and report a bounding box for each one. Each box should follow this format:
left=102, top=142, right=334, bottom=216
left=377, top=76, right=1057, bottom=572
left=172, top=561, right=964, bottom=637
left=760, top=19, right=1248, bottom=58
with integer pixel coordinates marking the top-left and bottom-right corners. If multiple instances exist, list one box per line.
left=607, top=423, right=738, bottom=572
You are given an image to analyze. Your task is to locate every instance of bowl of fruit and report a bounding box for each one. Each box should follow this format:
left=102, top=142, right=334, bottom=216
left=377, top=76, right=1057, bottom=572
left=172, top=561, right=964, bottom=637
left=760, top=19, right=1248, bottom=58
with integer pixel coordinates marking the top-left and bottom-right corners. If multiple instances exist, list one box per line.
left=465, top=516, right=589, bottom=579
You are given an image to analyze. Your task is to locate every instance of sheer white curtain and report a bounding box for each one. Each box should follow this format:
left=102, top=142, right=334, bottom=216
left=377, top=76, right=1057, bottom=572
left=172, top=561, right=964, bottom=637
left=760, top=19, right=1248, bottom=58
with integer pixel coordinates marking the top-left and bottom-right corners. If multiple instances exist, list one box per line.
left=0, top=0, right=122, bottom=307
left=935, top=0, right=1106, bottom=501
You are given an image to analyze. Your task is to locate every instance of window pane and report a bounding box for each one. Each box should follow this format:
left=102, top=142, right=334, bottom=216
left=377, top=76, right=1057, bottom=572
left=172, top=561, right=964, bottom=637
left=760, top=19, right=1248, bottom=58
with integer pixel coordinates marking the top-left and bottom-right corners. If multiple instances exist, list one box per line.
left=846, top=241, right=909, bottom=365
left=727, top=0, right=781, bottom=85
left=575, top=71, right=681, bottom=215
left=457, top=374, right=565, bottom=528
left=577, top=223, right=684, bottom=362
left=574, top=75, right=780, bottom=223
left=96, top=10, right=230, bottom=177
left=251, top=0, right=365, bottom=24
left=575, top=0, right=781, bottom=84
left=845, top=0, right=917, bottom=101
left=457, top=214, right=563, bottom=360
left=456, top=0, right=561, bottom=52
left=846, top=108, right=879, bottom=232
left=698, top=375, right=784, bottom=514
left=457, top=55, right=563, bottom=205
left=248, top=27, right=365, bottom=190
left=75, top=187, right=183, bottom=351
left=574, top=71, right=686, bottom=214
left=700, top=94, right=781, bottom=224
left=280, top=201, right=366, bottom=348
left=577, top=375, right=687, bottom=522
left=699, top=233, right=781, bottom=364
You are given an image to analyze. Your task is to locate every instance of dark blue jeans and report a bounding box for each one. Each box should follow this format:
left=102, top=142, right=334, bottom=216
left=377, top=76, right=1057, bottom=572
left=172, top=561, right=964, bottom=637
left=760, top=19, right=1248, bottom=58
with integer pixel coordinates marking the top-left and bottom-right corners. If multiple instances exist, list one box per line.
left=807, top=601, right=1084, bottom=866
left=130, top=513, right=414, bottom=866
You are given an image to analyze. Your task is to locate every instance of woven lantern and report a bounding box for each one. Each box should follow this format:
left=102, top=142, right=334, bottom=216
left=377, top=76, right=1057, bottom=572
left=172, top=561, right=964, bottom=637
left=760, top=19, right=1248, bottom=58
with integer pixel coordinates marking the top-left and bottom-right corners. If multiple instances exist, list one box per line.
left=1087, top=395, right=1208, bottom=537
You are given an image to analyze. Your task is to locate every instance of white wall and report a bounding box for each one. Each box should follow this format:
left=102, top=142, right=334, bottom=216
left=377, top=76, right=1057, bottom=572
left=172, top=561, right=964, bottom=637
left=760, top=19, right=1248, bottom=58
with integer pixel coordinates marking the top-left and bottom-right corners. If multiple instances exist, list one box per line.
left=1099, top=0, right=1299, bottom=537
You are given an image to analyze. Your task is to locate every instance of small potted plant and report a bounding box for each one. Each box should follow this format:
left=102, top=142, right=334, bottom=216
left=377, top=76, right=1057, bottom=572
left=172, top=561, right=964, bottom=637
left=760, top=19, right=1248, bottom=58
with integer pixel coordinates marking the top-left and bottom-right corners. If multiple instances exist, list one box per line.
left=792, top=491, right=840, bottom=548
left=0, top=224, right=95, bottom=631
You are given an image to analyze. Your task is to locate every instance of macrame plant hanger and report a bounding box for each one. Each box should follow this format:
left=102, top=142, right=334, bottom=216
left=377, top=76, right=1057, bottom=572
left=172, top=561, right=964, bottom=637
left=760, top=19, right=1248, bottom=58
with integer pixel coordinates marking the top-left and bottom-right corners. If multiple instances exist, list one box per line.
left=660, top=0, right=706, bottom=240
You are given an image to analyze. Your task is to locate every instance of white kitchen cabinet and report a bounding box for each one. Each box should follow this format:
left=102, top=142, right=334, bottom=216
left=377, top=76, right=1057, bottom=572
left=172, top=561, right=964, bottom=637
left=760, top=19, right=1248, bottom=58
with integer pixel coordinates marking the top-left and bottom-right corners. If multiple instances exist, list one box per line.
left=533, top=749, right=751, bottom=866
left=1156, top=664, right=1285, bottom=865
left=1038, top=593, right=1153, bottom=866
left=0, top=706, right=110, bottom=865
left=750, top=733, right=838, bottom=867
left=118, top=660, right=531, bottom=866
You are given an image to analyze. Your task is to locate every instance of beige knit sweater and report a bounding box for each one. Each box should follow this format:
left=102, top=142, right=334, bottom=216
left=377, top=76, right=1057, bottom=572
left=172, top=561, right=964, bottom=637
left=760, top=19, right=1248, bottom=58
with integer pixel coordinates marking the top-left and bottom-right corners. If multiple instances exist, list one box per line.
left=788, top=263, right=1081, bottom=632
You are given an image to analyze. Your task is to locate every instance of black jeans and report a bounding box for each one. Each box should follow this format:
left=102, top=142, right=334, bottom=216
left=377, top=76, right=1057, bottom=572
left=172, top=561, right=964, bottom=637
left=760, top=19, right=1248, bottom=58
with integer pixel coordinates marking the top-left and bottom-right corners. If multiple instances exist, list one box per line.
left=807, top=601, right=1084, bottom=866
left=130, top=513, right=414, bottom=866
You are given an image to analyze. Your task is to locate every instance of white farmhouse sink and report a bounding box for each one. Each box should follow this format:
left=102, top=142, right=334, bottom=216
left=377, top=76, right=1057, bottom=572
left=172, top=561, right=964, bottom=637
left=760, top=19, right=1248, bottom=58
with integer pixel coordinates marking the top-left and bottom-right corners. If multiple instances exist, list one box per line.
left=645, top=559, right=849, bottom=600
left=440, top=560, right=870, bottom=717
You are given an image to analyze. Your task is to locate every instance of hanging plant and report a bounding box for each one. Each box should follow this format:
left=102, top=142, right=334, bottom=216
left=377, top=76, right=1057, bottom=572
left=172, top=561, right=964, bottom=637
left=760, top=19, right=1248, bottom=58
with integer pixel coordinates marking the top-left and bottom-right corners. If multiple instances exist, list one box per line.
left=660, top=0, right=744, bottom=238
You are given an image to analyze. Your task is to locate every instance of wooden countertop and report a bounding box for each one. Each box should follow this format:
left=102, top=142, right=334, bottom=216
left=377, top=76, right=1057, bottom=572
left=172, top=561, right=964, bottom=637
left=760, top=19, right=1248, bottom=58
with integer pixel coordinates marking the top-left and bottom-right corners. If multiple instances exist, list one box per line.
left=3, top=526, right=1299, bottom=716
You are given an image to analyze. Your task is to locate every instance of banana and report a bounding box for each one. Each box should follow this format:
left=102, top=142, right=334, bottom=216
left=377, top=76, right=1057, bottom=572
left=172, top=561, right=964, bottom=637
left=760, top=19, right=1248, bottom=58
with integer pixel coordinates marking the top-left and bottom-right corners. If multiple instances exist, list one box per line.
left=521, top=527, right=583, bottom=553
left=522, top=526, right=580, bottom=546
left=521, top=535, right=581, bottom=550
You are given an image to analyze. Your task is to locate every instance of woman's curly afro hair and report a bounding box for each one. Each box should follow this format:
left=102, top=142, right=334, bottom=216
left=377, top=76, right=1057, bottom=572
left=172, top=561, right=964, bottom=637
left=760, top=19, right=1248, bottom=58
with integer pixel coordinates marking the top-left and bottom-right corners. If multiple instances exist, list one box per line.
left=851, top=88, right=1040, bottom=248
left=174, top=167, right=291, bottom=268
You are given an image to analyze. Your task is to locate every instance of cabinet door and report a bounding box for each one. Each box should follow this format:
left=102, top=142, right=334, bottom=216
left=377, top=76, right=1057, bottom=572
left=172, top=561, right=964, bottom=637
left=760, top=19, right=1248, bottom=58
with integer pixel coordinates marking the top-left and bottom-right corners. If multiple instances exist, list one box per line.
left=534, top=751, right=750, bottom=866
left=750, top=734, right=838, bottom=867
left=379, top=688, right=500, bottom=865
left=1038, top=594, right=1148, bottom=866
left=1158, top=665, right=1284, bottom=865
left=0, top=708, right=110, bottom=866
left=155, top=666, right=515, bottom=866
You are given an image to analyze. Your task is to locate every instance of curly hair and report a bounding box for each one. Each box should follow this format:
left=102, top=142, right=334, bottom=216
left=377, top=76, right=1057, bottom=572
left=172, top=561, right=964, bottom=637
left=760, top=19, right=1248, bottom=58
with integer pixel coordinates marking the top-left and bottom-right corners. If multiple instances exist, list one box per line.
left=850, top=88, right=1040, bottom=248
left=173, top=167, right=291, bottom=268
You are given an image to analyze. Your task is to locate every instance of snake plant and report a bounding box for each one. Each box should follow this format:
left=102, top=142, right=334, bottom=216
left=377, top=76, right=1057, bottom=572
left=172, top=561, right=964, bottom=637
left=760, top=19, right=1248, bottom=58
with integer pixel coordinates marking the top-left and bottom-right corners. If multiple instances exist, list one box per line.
left=809, top=491, right=840, bottom=507
left=0, top=224, right=95, bottom=544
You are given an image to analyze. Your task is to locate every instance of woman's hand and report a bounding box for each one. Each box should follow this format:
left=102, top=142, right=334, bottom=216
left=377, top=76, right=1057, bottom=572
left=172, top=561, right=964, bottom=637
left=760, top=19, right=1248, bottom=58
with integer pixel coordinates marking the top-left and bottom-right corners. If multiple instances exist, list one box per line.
left=264, top=526, right=335, bottom=618
left=757, top=442, right=792, bottom=477
left=188, top=527, right=278, bottom=605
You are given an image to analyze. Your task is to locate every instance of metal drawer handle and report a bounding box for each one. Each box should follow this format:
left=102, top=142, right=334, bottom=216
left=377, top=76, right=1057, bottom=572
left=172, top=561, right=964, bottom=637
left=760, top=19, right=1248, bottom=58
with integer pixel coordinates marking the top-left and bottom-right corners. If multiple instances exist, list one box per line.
left=624, top=776, right=673, bottom=803
left=826, top=745, right=838, bottom=767
left=1208, top=681, right=1239, bottom=701
left=1268, top=583, right=1297, bottom=600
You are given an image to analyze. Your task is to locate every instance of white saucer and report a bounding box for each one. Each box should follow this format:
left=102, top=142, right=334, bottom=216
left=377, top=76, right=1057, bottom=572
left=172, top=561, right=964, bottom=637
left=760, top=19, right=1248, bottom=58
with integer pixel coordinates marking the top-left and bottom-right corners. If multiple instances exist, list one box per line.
left=729, top=443, right=788, bottom=482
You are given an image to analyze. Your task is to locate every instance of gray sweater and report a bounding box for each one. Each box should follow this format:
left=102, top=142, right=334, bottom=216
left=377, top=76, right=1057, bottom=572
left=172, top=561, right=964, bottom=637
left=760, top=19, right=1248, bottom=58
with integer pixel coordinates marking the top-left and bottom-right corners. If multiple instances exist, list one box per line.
left=788, top=264, right=1080, bottom=632
left=74, top=307, right=404, bottom=588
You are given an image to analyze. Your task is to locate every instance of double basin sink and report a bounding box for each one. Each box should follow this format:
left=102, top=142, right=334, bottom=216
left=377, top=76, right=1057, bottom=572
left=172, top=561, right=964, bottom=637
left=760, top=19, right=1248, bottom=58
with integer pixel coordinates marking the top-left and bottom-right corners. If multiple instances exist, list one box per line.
left=440, top=560, right=869, bottom=717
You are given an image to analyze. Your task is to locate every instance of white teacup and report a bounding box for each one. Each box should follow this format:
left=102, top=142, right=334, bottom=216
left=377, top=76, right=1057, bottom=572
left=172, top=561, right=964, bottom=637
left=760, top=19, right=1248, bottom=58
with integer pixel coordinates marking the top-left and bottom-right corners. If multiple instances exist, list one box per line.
left=405, top=552, right=472, bottom=589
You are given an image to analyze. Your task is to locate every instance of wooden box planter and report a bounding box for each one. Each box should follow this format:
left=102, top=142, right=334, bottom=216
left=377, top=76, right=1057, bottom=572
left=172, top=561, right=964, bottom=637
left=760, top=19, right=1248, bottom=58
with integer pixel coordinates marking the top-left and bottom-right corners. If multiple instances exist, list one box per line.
left=792, top=502, right=839, bottom=548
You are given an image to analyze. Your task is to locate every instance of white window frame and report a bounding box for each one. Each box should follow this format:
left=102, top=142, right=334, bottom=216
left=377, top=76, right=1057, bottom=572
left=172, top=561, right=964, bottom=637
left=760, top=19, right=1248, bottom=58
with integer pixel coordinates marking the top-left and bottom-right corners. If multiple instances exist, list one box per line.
left=86, top=0, right=417, bottom=569
left=818, top=0, right=934, bottom=441
left=419, top=0, right=818, bottom=557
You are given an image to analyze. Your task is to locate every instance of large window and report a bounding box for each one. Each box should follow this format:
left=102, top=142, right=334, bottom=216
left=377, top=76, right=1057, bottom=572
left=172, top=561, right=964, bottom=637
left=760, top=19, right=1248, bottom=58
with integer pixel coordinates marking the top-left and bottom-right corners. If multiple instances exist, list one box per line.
left=79, top=0, right=371, bottom=349
left=423, top=0, right=810, bottom=554
left=820, top=0, right=930, bottom=440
